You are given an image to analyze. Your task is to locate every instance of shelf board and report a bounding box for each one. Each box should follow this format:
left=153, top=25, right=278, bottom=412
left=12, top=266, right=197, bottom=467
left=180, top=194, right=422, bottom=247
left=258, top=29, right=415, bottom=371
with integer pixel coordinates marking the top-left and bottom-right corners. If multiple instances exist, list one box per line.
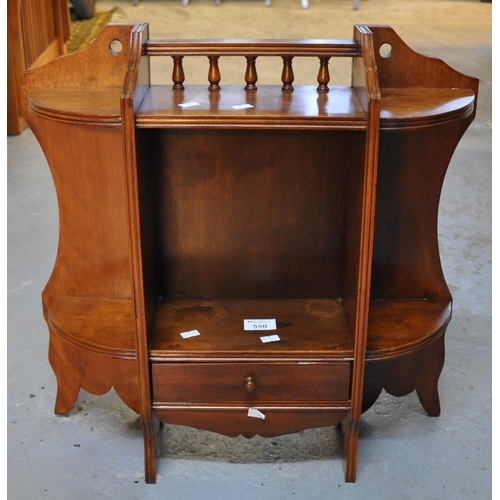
left=380, top=88, right=475, bottom=130
left=366, top=299, right=452, bottom=359
left=135, top=85, right=367, bottom=129
left=27, top=86, right=475, bottom=131
left=27, top=88, right=122, bottom=125
left=149, top=298, right=354, bottom=361
left=46, top=296, right=136, bottom=358
left=45, top=296, right=451, bottom=363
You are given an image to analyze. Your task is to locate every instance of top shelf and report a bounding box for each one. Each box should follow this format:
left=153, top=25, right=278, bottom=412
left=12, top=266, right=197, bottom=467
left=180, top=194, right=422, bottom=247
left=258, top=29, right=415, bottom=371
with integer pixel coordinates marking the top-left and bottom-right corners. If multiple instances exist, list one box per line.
left=135, top=85, right=367, bottom=130
left=27, top=85, right=475, bottom=131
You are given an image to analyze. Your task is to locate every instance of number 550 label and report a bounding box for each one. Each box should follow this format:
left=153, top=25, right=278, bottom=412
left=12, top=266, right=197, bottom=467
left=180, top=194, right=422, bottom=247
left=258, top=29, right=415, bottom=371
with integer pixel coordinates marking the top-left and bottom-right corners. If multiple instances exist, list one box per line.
left=244, top=319, right=277, bottom=331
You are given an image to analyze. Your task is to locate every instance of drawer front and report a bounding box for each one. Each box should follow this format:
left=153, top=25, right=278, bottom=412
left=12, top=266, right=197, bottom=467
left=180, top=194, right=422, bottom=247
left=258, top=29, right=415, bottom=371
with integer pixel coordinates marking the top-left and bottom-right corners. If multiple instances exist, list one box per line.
left=152, top=362, right=351, bottom=403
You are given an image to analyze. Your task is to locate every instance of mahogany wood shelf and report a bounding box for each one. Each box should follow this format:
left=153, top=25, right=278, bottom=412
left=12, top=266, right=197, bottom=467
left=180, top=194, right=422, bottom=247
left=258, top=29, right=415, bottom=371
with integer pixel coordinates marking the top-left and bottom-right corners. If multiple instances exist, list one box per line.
left=21, top=23, right=478, bottom=484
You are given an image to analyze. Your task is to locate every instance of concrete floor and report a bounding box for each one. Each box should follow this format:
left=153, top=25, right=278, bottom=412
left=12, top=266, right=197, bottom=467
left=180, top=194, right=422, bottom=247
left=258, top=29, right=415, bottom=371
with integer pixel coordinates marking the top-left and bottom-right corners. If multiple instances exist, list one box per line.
left=7, top=0, right=491, bottom=498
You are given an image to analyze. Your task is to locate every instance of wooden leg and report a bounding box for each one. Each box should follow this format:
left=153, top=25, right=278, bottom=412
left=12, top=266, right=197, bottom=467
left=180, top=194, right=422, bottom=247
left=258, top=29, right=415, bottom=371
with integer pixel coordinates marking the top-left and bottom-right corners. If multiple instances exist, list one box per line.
left=415, top=334, right=445, bottom=416
left=48, top=331, right=82, bottom=415
left=52, top=368, right=80, bottom=415
left=342, top=414, right=359, bottom=483
left=143, top=419, right=157, bottom=484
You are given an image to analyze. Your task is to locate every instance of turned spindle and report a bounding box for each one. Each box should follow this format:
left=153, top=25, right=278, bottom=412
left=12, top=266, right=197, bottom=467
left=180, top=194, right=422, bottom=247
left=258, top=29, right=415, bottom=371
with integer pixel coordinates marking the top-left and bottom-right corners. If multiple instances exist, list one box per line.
left=245, top=56, right=258, bottom=91
left=317, top=57, right=330, bottom=92
left=208, top=56, right=221, bottom=91
left=172, top=56, right=185, bottom=91
left=281, top=56, right=294, bottom=92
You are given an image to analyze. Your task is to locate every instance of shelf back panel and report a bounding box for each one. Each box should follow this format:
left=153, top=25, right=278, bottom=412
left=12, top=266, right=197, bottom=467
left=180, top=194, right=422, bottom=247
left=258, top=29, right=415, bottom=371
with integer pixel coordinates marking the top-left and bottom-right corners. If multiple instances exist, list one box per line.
left=141, top=128, right=354, bottom=300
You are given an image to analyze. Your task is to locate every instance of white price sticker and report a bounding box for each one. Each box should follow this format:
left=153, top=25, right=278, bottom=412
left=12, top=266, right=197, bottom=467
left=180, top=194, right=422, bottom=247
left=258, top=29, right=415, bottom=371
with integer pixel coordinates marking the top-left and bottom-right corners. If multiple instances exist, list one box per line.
left=180, top=329, right=201, bottom=339
left=260, top=334, right=281, bottom=343
left=231, top=104, right=254, bottom=110
left=244, top=319, right=277, bottom=331
left=178, top=102, right=201, bottom=108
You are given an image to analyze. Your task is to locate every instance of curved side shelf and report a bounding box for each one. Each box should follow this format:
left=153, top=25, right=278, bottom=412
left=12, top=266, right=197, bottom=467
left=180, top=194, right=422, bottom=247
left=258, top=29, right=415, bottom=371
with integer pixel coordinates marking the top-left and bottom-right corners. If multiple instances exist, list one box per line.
left=380, top=88, right=475, bottom=131
left=363, top=300, right=449, bottom=417
left=27, top=88, right=122, bottom=126
left=46, top=296, right=137, bottom=359
left=363, top=299, right=450, bottom=417
left=366, top=299, right=451, bottom=360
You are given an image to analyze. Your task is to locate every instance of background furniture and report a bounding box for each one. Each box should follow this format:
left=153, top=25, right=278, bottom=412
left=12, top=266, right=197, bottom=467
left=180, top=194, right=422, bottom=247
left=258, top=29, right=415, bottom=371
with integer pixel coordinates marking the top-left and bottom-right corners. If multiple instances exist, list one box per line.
left=21, top=23, right=478, bottom=484
left=7, top=0, right=70, bottom=135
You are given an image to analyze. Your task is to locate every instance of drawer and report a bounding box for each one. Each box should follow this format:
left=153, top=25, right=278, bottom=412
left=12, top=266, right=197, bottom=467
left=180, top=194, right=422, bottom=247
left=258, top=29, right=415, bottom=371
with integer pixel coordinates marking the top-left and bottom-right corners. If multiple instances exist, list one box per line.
left=152, top=362, right=351, bottom=403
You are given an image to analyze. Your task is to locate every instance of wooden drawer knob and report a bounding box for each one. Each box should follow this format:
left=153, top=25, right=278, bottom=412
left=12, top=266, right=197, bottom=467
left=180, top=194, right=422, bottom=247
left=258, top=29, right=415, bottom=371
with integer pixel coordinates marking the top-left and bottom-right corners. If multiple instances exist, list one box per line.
left=244, top=376, right=256, bottom=393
